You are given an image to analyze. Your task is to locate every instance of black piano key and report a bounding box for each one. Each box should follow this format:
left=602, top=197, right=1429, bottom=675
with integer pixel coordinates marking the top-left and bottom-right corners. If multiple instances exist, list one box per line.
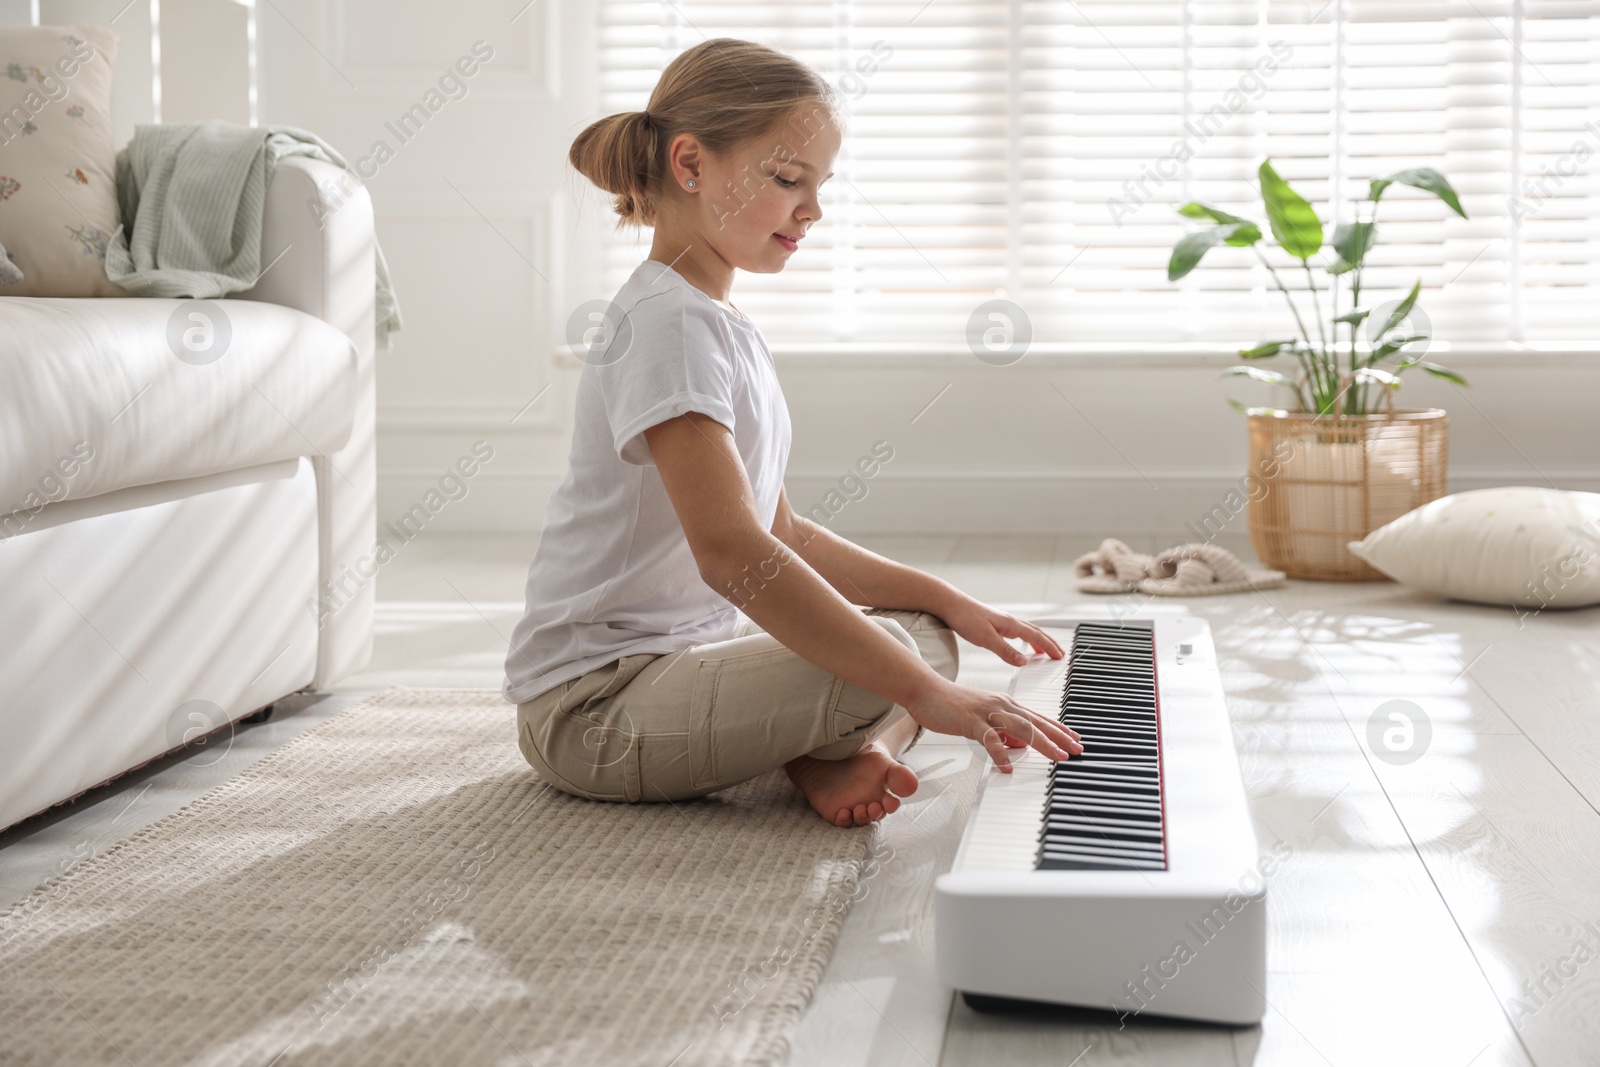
left=1064, top=697, right=1156, bottom=710
left=1056, top=724, right=1157, bottom=741
left=1042, top=823, right=1164, bottom=846
left=1051, top=761, right=1158, bottom=776
left=1036, top=838, right=1164, bottom=863
left=1040, top=835, right=1165, bottom=856
left=1048, top=779, right=1161, bottom=796
left=1046, top=802, right=1164, bottom=823
left=1050, top=802, right=1162, bottom=820
left=1043, top=808, right=1165, bottom=830
left=1067, top=683, right=1155, bottom=699
left=1066, top=697, right=1154, bottom=711
left=1065, top=740, right=1158, bottom=754
left=1038, top=855, right=1166, bottom=872
left=1066, top=697, right=1155, bottom=713
left=1040, top=829, right=1166, bottom=852
left=1055, top=760, right=1159, bottom=774
left=1048, top=787, right=1162, bottom=807
left=1049, top=773, right=1159, bottom=790
left=1040, top=844, right=1166, bottom=865
left=1068, top=677, right=1155, bottom=689
left=1056, top=740, right=1156, bottom=757
left=1063, top=710, right=1150, bottom=728
left=1039, top=859, right=1166, bottom=872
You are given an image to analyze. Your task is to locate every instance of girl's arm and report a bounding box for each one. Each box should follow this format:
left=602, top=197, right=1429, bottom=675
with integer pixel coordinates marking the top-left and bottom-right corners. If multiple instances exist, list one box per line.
left=641, top=412, right=1078, bottom=769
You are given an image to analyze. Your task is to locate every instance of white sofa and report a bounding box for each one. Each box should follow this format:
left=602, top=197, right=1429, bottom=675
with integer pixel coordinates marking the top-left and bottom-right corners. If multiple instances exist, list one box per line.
left=0, top=156, right=377, bottom=831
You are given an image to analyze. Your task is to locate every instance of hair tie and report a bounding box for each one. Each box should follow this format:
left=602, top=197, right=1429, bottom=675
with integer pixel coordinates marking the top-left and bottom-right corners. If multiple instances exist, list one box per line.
left=641, top=109, right=652, bottom=128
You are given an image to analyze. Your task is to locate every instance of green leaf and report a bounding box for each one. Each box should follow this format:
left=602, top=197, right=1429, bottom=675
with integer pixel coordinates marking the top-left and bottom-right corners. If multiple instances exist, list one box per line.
left=1178, top=202, right=1246, bottom=224
left=1222, top=222, right=1263, bottom=247
left=1168, top=223, right=1253, bottom=281
left=1334, top=308, right=1371, bottom=326
left=1328, top=258, right=1359, bottom=275
left=1369, top=335, right=1428, bottom=363
left=1226, top=396, right=1289, bottom=417
left=1419, top=361, right=1469, bottom=386
left=1177, top=203, right=1262, bottom=246
left=1380, top=334, right=1428, bottom=352
left=1258, top=159, right=1323, bottom=261
left=1238, top=340, right=1300, bottom=359
left=1223, top=365, right=1291, bottom=386
left=1369, top=168, right=1468, bottom=219
left=1377, top=279, right=1423, bottom=338
left=1332, top=221, right=1376, bottom=268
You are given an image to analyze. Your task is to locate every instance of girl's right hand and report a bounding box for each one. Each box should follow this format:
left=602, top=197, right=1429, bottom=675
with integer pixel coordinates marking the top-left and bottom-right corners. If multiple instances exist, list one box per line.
left=904, top=678, right=1083, bottom=771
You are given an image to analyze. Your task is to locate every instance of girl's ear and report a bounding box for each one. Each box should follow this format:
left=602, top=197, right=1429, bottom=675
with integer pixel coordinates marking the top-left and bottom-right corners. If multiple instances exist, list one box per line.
left=668, top=134, right=704, bottom=189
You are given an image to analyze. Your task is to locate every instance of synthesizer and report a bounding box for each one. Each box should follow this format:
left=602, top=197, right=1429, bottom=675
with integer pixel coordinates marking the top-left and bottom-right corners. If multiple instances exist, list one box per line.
left=934, top=614, right=1268, bottom=1026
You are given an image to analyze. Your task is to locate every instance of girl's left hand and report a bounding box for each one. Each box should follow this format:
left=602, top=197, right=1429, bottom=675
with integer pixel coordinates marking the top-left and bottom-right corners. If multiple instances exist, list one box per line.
left=936, top=593, right=1065, bottom=667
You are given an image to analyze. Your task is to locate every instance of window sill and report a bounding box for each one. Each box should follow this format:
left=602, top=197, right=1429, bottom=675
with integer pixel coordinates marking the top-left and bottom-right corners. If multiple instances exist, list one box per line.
left=550, top=341, right=1600, bottom=370
left=763, top=342, right=1600, bottom=368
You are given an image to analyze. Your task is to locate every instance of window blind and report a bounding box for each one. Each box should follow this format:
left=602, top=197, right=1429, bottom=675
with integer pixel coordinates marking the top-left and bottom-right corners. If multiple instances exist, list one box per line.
left=595, top=0, right=1600, bottom=347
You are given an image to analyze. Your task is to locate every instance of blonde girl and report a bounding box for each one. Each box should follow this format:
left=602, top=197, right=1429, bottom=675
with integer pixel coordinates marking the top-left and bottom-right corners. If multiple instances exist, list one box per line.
left=504, top=38, right=1080, bottom=827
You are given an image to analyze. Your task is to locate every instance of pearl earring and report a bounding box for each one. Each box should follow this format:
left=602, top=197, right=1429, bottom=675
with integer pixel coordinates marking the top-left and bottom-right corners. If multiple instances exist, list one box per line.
left=686, top=179, right=696, bottom=189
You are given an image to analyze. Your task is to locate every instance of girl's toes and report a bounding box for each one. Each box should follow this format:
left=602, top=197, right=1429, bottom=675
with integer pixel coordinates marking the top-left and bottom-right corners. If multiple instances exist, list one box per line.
left=881, top=793, right=901, bottom=815
left=868, top=801, right=883, bottom=820
left=885, top=762, right=919, bottom=798
left=853, top=803, right=868, bottom=825
left=835, top=808, right=851, bottom=827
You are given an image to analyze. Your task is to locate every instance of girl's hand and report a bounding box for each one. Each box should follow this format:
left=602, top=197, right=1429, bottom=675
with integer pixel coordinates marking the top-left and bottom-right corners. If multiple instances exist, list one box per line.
left=905, top=677, right=1082, bottom=770
left=936, top=592, right=1066, bottom=668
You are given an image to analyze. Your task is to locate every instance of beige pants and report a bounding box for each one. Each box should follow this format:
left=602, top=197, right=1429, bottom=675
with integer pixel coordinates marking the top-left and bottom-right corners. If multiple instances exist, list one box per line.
left=516, top=606, right=959, bottom=803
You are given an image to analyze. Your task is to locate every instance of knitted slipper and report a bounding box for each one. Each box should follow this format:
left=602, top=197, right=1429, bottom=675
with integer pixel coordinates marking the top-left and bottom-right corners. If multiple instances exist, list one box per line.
left=1136, top=543, right=1286, bottom=596
left=1073, top=537, right=1159, bottom=594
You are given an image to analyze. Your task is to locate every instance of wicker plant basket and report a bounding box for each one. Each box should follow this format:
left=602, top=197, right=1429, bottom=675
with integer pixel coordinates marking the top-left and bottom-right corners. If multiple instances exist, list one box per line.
left=1246, top=408, right=1449, bottom=580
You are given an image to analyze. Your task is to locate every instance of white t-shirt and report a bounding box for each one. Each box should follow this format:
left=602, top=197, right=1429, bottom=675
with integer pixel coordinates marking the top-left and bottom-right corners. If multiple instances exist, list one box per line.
left=502, top=259, right=793, bottom=705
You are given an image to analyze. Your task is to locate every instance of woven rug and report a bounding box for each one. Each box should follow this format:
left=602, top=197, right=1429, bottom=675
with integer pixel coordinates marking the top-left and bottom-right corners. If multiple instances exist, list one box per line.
left=0, top=687, right=878, bottom=1067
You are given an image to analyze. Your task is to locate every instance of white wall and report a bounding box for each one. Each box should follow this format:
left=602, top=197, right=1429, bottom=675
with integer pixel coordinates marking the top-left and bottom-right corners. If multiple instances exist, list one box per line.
left=481, top=346, right=1600, bottom=540
left=764, top=348, right=1600, bottom=538
left=253, top=0, right=588, bottom=538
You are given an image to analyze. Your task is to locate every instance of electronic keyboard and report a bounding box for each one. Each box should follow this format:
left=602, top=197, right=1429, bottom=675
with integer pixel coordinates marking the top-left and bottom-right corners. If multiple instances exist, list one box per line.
left=934, top=614, right=1268, bottom=1026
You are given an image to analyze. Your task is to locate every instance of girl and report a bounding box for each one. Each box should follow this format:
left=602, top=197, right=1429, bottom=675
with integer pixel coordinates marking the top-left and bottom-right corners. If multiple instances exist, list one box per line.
left=503, top=38, right=1081, bottom=828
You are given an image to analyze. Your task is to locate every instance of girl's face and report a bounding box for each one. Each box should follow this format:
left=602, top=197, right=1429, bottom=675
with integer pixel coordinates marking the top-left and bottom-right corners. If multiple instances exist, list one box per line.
left=698, top=110, right=842, bottom=275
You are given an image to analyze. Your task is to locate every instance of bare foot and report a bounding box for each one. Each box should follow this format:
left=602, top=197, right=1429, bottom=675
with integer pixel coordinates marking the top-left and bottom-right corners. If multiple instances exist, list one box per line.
left=785, top=742, right=919, bottom=827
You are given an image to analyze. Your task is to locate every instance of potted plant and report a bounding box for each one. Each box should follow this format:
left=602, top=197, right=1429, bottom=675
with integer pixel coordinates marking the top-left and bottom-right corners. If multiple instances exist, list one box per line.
left=1168, top=160, right=1471, bottom=580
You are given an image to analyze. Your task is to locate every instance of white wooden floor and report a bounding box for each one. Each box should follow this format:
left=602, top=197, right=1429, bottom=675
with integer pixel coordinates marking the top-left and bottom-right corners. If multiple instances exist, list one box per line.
left=3, top=531, right=1597, bottom=1067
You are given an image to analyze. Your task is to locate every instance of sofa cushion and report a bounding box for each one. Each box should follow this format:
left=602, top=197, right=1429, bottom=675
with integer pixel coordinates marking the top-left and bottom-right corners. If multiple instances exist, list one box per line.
left=0, top=297, right=356, bottom=528
left=0, top=25, right=127, bottom=297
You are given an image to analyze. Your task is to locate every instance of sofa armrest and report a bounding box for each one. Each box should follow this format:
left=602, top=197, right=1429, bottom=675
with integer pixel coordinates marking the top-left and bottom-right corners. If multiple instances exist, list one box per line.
left=238, top=156, right=376, bottom=690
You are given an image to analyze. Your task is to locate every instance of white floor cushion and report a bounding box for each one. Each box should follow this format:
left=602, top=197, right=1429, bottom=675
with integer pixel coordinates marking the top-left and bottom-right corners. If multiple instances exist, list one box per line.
left=1348, top=486, right=1600, bottom=609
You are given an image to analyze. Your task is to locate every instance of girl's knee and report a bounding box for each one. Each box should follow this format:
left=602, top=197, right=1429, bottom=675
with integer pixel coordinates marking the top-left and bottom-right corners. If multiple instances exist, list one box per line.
left=867, top=613, right=959, bottom=681
left=926, top=623, right=959, bottom=681
left=888, top=612, right=960, bottom=681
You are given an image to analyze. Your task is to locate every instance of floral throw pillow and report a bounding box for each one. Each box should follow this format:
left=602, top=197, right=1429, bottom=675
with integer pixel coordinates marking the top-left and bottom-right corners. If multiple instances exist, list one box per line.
left=0, top=25, right=126, bottom=297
